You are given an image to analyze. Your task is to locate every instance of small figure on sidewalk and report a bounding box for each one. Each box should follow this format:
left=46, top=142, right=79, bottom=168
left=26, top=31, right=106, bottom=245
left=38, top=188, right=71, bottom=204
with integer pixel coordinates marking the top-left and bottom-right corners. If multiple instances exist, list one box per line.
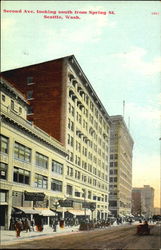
left=15, top=219, right=22, bottom=238
left=24, top=218, right=31, bottom=232
left=31, top=219, right=35, bottom=231
left=52, top=219, right=58, bottom=232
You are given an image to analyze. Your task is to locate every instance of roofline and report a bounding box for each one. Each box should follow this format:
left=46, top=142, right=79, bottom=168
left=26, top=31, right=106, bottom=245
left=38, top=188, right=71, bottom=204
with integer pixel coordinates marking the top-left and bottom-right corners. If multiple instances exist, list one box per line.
left=67, top=55, right=112, bottom=124
left=1, top=55, right=74, bottom=72
left=110, top=115, right=134, bottom=144
left=0, top=76, right=29, bottom=105
left=1, top=54, right=112, bottom=125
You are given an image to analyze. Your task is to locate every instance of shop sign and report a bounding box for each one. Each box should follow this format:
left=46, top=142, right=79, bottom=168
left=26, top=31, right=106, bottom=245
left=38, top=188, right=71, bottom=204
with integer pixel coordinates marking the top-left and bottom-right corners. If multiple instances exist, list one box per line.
left=59, top=199, right=73, bottom=207
left=82, top=202, right=96, bottom=210
left=24, top=191, right=45, bottom=201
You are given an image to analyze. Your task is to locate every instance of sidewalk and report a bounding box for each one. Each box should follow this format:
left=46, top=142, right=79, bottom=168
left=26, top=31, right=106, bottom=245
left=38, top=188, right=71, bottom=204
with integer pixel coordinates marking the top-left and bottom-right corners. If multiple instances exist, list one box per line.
left=1, top=221, right=152, bottom=246
left=0, top=225, right=80, bottom=246
left=0, top=223, right=125, bottom=246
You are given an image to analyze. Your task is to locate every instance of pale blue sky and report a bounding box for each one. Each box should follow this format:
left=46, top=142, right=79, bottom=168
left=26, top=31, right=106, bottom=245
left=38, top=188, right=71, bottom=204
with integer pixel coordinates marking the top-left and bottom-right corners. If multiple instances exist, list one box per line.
left=1, top=1, right=161, bottom=206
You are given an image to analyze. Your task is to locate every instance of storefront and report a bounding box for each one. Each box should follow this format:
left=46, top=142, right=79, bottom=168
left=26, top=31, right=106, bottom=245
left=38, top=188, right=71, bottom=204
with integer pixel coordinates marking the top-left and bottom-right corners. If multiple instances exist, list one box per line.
left=0, top=190, right=9, bottom=229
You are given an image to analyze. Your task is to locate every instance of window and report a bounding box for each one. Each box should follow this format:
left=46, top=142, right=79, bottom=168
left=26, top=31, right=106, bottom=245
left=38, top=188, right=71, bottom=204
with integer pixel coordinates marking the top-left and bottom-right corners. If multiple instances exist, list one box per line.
left=36, top=152, right=48, bottom=169
left=71, top=106, right=75, bottom=116
left=82, top=175, right=87, bottom=182
left=11, top=100, right=14, bottom=110
left=75, top=192, right=81, bottom=197
left=51, top=179, right=62, bottom=192
left=27, top=90, right=33, bottom=100
left=27, top=77, right=34, bottom=85
left=114, top=154, right=118, bottom=159
left=88, top=177, right=92, bottom=185
left=35, top=173, right=48, bottom=189
left=93, top=179, right=97, bottom=186
left=88, top=191, right=92, bottom=199
left=68, top=119, right=74, bottom=131
left=67, top=166, right=73, bottom=177
left=67, top=134, right=74, bottom=147
left=75, top=155, right=80, bottom=166
left=0, top=135, right=9, bottom=154
left=0, top=191, right=7, bottom=203
left=67, top=185, right=73, bottom=195
left=69, top=152, right=74, bottom=162
left=0, top=162, right=7, bottom=180
left=110, top=154, right=114, bottom=160
left=13, top=167, right=30, bottom=185
left=109, top=201, right=117, bottom=207
left=14, top=142, right=31, bottom=162
left=19, top=107, right=22, bottom=114
left=114, top=162, right=118, bottom=167
left=27, top=106, right=33, bottom=114
left=90, top=101, right=94, bottom=111
left=52, top=160, right=63, bottom=175
left=2, top=95, right=5, bottom=102
left=76, top=141, right=81, bottom=152
left=75, top=170, right=80, bottom=179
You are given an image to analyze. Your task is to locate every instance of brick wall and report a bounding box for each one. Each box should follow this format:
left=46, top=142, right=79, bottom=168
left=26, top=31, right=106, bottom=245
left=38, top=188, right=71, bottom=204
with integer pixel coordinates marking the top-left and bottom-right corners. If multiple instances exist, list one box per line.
left=1, top=59, right=65, bottom=143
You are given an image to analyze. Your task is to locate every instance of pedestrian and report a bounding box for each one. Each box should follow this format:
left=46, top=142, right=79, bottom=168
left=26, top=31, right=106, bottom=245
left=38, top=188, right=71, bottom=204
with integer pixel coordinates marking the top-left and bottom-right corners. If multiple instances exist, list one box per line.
left=31, top=219, right=35, bottom=231
left=15, top=219, right=22, bottom=238
left=52, top=218, right=58, bottom=232
left=24, top=218, right=31, bottom=232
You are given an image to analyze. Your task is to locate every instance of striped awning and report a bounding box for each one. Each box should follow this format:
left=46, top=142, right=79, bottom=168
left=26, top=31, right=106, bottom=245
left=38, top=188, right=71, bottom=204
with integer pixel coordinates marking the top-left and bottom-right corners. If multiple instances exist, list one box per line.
left=67, top=209, right=91, bottom=216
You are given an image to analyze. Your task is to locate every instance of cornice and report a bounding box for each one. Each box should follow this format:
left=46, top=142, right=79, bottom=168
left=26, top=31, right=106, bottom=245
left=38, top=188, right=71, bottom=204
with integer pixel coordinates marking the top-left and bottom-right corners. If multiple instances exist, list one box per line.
left=1, top=112, right=67, bottom=157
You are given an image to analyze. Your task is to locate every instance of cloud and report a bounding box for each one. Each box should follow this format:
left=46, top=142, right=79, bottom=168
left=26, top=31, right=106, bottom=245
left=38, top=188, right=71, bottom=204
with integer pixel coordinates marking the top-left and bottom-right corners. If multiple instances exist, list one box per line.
left=112, top=47, right=161, bottom=76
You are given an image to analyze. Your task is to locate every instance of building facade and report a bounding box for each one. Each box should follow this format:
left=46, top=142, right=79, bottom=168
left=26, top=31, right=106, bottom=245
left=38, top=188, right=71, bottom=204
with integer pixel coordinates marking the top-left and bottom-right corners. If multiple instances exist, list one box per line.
left=109, top=115, right=134, bottom=217
left=131, top=188, right=144, bottom=216
left=0, top=77, right=68, bottom=229
left=1, top=55, right=111, bottom=222
left=132, top=185, right=154, bottom=218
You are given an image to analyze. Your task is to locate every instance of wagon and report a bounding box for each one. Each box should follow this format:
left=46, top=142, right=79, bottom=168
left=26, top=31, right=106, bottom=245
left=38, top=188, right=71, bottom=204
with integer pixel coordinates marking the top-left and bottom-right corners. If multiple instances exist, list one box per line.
left=137, top=224, right=150, bottom=235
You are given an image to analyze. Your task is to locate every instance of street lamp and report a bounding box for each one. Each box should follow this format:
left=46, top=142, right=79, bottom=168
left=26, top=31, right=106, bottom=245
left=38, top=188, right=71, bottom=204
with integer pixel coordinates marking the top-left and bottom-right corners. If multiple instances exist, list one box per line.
left=89, top=203, right=96, bottom=222
left=82, top=189, right=87, bottom=218
left=52, top=200, right=60, bottom=213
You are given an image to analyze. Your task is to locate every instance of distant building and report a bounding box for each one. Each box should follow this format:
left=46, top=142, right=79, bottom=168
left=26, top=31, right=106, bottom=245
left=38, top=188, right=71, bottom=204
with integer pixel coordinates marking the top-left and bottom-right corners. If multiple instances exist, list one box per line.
left=132, top=185, right=154, bottom=217
left=109, top=115, right=134, bottom=217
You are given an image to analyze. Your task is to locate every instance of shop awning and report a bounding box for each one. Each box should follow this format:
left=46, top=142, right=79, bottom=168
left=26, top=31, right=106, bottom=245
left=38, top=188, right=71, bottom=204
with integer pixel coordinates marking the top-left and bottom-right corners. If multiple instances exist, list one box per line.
left=35, top=208, right=56, bottom=216
left=67, top=209, right=91, bottom=216
left=14, top=207, right=39, bottom=214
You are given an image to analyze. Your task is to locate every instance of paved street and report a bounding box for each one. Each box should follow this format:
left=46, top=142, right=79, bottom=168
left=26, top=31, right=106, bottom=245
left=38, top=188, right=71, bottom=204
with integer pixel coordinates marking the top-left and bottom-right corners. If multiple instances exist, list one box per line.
left=0, top=223, right=160, bottom=249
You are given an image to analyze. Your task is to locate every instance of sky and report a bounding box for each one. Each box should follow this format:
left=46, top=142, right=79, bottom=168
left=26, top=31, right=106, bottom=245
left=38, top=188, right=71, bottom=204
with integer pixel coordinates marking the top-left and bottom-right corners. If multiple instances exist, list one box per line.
left=1, top=1, right=161, bottom=207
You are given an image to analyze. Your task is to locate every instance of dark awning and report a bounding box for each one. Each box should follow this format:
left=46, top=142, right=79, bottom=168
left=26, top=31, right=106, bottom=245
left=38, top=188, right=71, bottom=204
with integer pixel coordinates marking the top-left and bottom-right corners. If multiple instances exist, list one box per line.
left=13, top=207, right=39, bottom=214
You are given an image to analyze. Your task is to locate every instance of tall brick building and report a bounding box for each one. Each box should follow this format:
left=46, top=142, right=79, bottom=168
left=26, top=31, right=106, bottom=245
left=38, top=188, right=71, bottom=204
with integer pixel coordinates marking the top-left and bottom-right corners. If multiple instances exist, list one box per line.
left=1, top=55, right=111, bottom=220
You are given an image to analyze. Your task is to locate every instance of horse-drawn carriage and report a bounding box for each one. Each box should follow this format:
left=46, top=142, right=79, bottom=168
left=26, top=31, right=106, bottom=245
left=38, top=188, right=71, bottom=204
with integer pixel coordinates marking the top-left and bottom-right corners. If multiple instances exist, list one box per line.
left=137, top=221, right=150, bottom=235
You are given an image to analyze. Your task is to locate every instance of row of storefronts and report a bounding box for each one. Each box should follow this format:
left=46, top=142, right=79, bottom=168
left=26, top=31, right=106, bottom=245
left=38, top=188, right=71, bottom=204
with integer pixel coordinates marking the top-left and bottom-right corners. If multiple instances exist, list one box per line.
left=1, top=188, right=110, bottom=229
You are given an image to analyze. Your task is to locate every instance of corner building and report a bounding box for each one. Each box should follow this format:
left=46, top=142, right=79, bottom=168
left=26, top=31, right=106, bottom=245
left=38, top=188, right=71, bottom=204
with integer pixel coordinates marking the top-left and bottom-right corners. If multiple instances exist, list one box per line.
left=109, top=115, right=134, bottom=217
left=2, top=55, right=111, bottom=220
left=0, top=77, right=67, bottom=229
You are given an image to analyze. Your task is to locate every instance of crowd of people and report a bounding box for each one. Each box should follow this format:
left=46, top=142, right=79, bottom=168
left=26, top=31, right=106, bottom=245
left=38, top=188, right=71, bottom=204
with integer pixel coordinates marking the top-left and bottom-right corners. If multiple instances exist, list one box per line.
left=9, top=214, right=157, bottom=238
left=11, top=218, right=35, bottom=237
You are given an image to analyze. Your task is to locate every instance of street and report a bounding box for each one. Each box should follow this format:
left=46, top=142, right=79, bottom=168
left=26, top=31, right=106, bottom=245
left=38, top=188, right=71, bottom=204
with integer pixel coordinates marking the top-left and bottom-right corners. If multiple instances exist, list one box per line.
left=1, top=224, right=160, bottom=249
